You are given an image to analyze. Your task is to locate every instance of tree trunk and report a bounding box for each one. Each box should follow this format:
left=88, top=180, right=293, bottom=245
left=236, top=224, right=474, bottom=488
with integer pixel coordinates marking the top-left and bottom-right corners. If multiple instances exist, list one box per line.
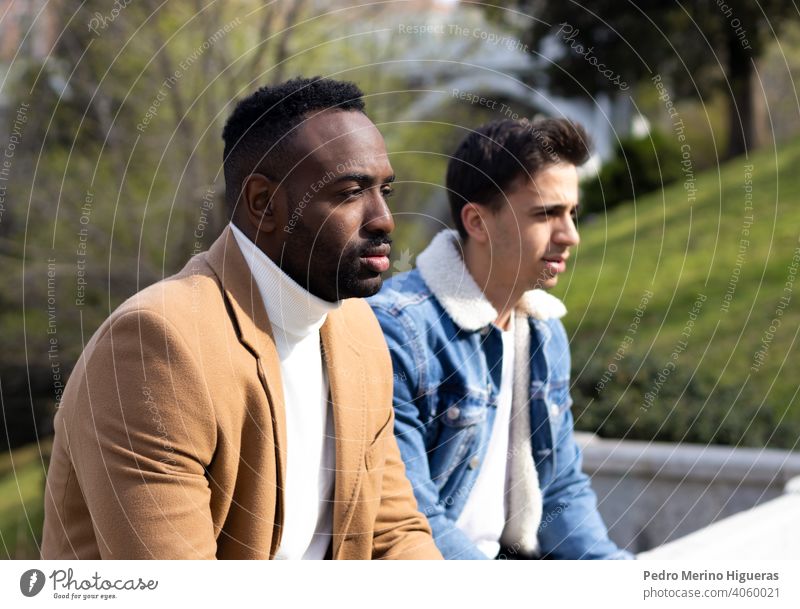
left=726, top=32, right=755, bottom=159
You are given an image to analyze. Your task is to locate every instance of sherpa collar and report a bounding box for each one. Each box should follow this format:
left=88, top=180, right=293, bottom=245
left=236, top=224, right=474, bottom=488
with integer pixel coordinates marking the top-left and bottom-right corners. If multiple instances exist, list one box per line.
left=415, top=229, right=567, bottom=332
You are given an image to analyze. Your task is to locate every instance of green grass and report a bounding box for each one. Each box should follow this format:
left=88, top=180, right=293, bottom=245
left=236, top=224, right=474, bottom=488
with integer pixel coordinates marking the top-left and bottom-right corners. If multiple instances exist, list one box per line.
left=555, top=137, right=800, bottom=449
left=0, top=442, right=49, bottom=559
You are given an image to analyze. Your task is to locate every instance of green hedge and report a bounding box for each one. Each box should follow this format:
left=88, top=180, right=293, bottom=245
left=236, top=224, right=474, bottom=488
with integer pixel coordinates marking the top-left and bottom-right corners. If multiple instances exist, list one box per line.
left=582, top=130, right=683, bottom=215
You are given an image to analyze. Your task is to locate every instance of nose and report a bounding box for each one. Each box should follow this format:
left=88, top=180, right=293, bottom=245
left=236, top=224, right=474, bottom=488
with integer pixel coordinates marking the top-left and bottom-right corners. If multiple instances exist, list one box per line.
left=362, top=190, right=395, bottom=236
left=554, top=213, right=580, bottom=247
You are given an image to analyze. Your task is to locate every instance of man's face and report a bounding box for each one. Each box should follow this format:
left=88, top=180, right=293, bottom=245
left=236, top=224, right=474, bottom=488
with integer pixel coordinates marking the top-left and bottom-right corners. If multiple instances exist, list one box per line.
left=271, top=109, right=395, bottom=302
left=484, top=162, right=580, bottom=292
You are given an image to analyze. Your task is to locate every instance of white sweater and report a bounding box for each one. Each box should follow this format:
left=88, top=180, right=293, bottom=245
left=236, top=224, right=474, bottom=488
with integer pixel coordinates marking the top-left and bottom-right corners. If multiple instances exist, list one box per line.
left=231, top=223, right=339, bottom=559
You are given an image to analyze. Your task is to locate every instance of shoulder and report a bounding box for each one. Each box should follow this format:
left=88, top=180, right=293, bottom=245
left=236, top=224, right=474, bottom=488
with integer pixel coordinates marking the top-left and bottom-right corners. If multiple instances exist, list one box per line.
left=91, top=253, right=224, bottom=352
left=368, top=269, right=433, bottom=315
left=368, top=270, right=446, bottom=344
left=59, top=258, right=222, bottom=439
left=335, top=297, right=384, bottom=343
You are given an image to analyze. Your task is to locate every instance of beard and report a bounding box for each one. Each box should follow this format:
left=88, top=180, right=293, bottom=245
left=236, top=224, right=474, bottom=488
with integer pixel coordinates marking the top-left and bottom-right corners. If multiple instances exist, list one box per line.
left=278, top=214, right=392, bottom=303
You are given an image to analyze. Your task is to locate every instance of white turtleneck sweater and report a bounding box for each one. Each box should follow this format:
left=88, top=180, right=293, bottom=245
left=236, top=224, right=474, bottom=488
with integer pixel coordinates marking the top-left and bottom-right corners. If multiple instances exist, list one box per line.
left=230, top=223, right=339, bottom=560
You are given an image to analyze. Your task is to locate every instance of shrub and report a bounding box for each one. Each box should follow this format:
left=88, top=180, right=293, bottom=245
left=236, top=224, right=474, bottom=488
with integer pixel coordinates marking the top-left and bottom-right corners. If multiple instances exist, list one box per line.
left=571, top=346, right=797, bottom=449
left=582, top=129, right=683, bottom=215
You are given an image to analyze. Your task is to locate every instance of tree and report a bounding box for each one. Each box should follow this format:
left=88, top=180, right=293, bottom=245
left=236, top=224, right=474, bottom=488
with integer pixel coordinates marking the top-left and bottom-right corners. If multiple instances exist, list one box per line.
left=510, top=0, right=798, bottom=159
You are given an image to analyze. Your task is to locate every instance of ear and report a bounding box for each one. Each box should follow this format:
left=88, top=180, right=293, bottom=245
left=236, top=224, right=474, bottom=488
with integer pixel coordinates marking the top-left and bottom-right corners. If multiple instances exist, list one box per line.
left=241, top=173, right=280, bottom=236
left=460, top=202, right=491, bottom=244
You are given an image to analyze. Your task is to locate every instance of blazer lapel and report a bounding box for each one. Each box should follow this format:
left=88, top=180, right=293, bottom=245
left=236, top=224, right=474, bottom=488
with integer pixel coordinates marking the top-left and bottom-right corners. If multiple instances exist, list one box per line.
left=204, top=226, right=288, bottom=556
left=320, top=309, right=366, bottom=559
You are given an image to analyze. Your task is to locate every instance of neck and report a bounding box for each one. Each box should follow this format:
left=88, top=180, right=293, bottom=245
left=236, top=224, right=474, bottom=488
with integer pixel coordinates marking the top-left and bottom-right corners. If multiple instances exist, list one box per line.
left=229, top=222, right=338, bottom=337
left=462, top=237, right=524, bottom=331
left=232, top=218, right=280, bottom=265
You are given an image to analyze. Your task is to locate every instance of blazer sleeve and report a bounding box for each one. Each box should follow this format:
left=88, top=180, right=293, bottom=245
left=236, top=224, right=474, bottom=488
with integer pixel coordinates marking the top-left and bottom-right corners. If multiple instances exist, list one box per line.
left=60, top=309, right=218, bottom=559
left=369, top=406, right=443, bottom=560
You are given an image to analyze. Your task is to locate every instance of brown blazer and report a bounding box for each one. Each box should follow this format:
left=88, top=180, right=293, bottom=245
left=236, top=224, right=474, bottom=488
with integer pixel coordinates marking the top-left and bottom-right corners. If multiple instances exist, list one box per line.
left=42, top=227, right=441, bottom=560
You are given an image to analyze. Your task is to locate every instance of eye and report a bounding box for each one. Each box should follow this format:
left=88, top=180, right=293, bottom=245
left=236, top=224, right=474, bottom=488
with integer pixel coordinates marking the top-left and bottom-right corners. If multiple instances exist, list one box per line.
left=340, top=188, right=364, bottom=201
left=381, top=186, right=395, bottom=199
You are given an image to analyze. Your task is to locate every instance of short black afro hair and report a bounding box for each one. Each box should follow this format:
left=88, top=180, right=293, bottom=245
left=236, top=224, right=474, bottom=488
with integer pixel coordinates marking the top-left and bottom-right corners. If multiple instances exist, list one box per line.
left=222, top=76, right=366, bottom=211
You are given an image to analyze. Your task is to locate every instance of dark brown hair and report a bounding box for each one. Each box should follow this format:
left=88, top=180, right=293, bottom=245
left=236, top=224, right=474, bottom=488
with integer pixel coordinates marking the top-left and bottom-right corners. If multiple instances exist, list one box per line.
left=446, top=118, right=591, bottom=239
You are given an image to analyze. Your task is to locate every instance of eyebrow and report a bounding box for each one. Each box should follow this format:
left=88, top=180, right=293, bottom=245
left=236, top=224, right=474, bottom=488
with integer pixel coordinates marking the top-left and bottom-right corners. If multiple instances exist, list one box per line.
left=331, top=172, right=396, bottom=186
left=531, top=202, right=579, bottom=212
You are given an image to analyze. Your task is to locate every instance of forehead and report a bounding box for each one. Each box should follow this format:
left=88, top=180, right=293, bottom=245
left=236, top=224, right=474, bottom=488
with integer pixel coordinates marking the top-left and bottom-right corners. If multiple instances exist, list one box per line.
left=289, top=109, right=390, bottom=176
left=509, top=163, right=579, bottom=204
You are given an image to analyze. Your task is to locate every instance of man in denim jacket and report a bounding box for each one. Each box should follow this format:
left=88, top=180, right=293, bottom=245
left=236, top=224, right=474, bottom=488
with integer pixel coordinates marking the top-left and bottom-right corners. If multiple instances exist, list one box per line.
left=369, top=118, right=632, bottom=559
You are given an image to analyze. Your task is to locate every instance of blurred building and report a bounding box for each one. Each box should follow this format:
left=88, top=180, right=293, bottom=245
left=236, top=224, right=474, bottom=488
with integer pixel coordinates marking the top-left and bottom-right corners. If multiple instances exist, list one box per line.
left=0, top=0, right=57, bottom=119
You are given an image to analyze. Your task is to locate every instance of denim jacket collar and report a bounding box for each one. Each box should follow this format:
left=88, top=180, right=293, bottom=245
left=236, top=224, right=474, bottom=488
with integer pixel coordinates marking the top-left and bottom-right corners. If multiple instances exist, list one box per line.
left=416, top=229, right=567, bottom=332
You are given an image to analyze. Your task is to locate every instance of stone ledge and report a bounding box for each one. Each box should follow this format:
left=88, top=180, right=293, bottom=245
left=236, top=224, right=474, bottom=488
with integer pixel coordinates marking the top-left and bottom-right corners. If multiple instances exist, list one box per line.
left=637, top=488, right=800, bottom=559
left=576, top=432, right=800, bottom=486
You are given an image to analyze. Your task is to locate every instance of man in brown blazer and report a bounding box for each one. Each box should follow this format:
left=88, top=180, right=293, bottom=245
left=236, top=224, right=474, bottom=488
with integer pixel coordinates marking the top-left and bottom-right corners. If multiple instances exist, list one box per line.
left=42, top=77, right=441, bottom=560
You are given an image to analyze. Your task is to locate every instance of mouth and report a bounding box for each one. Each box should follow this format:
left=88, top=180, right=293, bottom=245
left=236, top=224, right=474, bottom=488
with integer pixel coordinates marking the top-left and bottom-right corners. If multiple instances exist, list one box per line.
left=360, top=244, right=391, bottom=273
left=542, top=255, right=568, bottom=275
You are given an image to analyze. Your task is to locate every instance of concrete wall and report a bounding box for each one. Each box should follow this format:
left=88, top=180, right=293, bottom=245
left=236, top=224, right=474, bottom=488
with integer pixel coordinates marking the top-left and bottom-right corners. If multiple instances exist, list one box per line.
left=576, top=433, right=800, bottom=554
left=638, top=479, right=800, bottom=559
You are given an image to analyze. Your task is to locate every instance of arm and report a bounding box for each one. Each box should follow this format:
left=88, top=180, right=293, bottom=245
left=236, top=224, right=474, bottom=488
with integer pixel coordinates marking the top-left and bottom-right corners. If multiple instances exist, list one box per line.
left=538, top=399, right=634, bottom=560
left=370, top=406, right=442, bottom=559
left=64, top=310, right=218, bottom=559
left=371, top=306, right=487, bottom=560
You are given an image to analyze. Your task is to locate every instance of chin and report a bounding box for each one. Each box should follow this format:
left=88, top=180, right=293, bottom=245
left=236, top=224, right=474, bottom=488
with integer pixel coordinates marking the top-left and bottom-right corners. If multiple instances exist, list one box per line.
left=338, top=274, right=384, bottom=299
left=536, top=276, right=559, bottom=291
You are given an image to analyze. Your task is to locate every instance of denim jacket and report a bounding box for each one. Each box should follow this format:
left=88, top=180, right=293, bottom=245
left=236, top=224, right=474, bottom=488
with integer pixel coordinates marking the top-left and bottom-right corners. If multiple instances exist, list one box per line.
left=368, top=230, right=632, bottom=560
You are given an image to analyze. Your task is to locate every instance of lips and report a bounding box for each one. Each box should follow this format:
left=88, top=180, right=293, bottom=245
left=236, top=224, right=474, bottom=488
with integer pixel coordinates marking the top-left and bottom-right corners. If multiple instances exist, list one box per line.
left=542, top=255, right=568, bottom=275
left=360, top=244, right=391, bottom=273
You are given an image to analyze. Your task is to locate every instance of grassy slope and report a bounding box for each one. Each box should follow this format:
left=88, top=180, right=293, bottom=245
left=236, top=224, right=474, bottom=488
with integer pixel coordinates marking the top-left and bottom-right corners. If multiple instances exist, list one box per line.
left=554, top=137, right=800, bottom=449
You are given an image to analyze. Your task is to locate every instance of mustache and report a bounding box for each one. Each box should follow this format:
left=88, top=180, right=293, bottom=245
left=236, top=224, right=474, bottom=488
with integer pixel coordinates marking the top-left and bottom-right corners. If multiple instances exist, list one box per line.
left=356, top=234, right=392, bottom=253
